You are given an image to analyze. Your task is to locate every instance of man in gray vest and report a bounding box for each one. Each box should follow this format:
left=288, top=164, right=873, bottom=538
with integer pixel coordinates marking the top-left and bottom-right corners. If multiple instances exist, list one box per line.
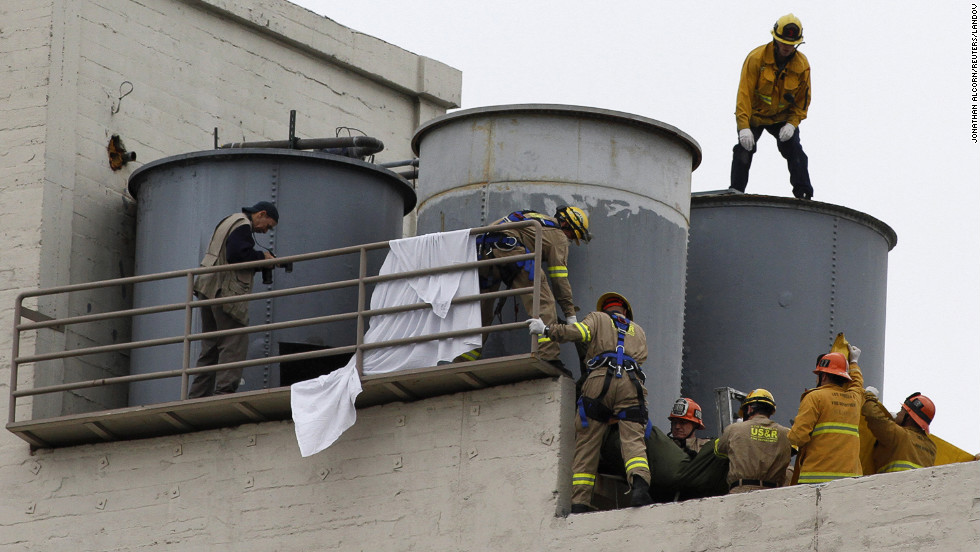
left=188, top=201, right=279, bottom=398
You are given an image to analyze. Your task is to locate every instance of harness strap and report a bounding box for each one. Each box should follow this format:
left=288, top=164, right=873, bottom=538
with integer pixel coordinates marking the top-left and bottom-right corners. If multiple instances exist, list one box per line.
left=588, top=313, right=637, bottom=377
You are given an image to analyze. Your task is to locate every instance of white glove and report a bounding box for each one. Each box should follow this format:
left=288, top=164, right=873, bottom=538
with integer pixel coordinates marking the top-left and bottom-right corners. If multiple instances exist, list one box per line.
left=738, top=128, right=755, bottom=151
left=778, top=123, right=796, bottom=142
left=849, top=345, right=861, bottom=364
left=565, top=315, right=577, bottom=325
left=527, top=318, right=546, bottom=335
left=865, top=386, right=880, bottom=399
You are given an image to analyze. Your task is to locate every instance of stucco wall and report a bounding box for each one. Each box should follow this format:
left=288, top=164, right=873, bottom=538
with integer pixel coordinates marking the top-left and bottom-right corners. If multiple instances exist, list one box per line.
left=2, top=377, right=977, bottom=551
left=0, top=0, right=460, bottom=422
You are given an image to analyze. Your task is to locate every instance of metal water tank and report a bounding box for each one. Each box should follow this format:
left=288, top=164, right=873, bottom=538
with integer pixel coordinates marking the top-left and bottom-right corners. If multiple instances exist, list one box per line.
left=127, top=149, right=415, bottom=405
left=412, top=104, right=701, bottom=421
left=683, top=194, right=897, bottom=435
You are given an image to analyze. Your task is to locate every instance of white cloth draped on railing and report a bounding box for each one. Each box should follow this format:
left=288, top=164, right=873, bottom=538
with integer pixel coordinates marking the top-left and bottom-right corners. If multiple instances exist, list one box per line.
left=291, top=229, right=481, bottom=457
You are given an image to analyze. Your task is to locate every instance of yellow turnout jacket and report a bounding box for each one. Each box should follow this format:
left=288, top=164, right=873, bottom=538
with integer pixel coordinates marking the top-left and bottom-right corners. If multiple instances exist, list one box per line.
left=789, top=362, right=864, bottom=483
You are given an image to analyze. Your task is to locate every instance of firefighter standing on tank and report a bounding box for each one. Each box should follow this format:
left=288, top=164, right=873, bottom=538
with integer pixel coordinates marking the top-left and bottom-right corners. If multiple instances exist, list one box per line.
left=466, top=206, right=591, bottom=368
left=527, top=292, right=653, bottom=513
left=730, top=13, right=813, bottom=199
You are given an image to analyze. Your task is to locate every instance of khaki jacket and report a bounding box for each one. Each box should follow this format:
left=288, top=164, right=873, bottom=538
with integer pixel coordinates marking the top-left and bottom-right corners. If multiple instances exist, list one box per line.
left=193, top=213, right=255, bottom=324
left=735, top=42, right=811, bottom=129
left=715, top=415, right=792, bottom=487
left=789, top=362, right=864, bottom=483
left=862, top=395, right=937, bottom=473
left=496, top=213, right=575, bottom=318
left=548, top=310, right=648, bottom=366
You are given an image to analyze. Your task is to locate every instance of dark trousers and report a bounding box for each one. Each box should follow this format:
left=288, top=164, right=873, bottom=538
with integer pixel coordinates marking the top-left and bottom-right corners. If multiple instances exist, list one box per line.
left=730, top=123, right=813, bottom=199
left=188, top=301, right=248, bottom=398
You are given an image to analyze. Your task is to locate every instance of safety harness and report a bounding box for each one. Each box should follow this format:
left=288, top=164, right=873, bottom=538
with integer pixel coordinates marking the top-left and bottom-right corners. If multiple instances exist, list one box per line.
left=476, top=211, right=561, bottom=286
left=576, top=312, right=652, bottom=438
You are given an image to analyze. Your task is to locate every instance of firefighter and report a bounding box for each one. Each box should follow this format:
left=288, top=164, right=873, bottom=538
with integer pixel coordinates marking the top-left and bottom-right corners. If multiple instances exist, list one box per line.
left=788, top=345, right=864, bottom=484
left=862, top=389, right=937, bottom=473
left=527, top=292, right=652, bottom=512
left=714, top=389, right=792, bottom=493
left=730, top=13, right=813, bottom=200
left=468, top=206, right=591, bottom=368
left=668, top=398, right=711, bottom=459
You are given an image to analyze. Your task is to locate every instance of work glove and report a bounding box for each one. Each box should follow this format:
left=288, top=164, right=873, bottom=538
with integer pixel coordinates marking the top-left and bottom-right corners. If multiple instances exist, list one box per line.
left=848, top=345, right=861, bottom=364
left=778, top=123, right=796, bottom=142
left=565, top=315, right=577, bottom=325
left=527, top=318, right=546, bottom=335
left=738, top=128, right=755, bottom=151
left=865, top=386, right=880, bottom=400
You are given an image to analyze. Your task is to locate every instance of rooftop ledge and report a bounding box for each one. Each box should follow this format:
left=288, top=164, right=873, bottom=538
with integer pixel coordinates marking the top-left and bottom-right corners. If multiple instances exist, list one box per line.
left=7, top=355, right=563, bottom=449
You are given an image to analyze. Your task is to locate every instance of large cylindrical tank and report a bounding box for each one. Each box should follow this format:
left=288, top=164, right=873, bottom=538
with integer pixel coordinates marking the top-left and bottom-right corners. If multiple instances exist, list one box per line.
left=127, top=149, right=415, bottom=405
left=412, top=104, right=701, bottom=421
left=683, top=194, right=897, bottom=435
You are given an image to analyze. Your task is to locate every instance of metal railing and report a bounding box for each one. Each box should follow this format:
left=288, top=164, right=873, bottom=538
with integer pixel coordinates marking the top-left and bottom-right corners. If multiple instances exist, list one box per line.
left=9, top=221, right=546, bottom=425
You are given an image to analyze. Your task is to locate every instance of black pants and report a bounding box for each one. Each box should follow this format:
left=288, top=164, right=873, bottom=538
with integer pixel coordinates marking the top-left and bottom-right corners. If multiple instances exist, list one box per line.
left=730, top=123, right=813, bottom=199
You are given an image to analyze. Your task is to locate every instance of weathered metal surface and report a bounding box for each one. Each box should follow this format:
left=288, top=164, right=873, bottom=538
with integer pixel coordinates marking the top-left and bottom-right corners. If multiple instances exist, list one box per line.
left=684, top=194, right=896, bottom=435
left=412, top=104, right=701, bottom=422
left=127, top=149, right=414, bottom=405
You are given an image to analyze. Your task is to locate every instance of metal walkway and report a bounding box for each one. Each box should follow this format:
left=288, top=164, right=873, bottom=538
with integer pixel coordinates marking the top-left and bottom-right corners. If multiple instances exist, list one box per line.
left=7, top=355, right=562, bottom=449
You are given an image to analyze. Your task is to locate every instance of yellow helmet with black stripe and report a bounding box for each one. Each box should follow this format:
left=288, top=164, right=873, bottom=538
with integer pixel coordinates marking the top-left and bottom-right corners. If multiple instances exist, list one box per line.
left=771, top=13, right=804, bottom=45
left=738, top=388, right=777, bottom=418
left=555, top=205, right=592, bottom=244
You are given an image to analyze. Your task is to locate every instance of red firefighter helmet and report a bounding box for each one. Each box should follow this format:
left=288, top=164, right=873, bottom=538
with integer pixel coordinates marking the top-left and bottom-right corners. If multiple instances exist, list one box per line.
left=668, top=398, right=705, bottom=430
left=901, top=392, right=935, bottom=434
left=813, top=352, right=851, bottom=381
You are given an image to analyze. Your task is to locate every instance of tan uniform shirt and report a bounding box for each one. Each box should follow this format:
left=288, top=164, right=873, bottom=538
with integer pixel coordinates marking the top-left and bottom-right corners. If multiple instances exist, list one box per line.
left=496, top=213, right=575, bottom=318
left=547, top=310, right=648, bottom=365
left=715, top=415, right=792, bottom=488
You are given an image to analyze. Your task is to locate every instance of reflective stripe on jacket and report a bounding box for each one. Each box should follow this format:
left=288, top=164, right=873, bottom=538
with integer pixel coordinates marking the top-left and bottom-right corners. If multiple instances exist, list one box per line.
left=862, top=395, right=937, bottom=473
left=493, top=214, right=575, bottom=317
left=735, top=42, right=811, bottom=129
left=789, top=362, right=864, bottom=483
left=547, top=311, right=648, bottom=366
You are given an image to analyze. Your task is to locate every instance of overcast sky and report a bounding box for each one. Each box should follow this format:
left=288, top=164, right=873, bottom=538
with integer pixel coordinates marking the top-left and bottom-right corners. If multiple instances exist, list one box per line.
left=292, top=1, right=980, bottom=453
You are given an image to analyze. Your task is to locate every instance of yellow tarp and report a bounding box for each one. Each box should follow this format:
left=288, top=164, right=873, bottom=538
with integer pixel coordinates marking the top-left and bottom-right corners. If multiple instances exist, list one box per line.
left=930, top=434, right=976, bottom=465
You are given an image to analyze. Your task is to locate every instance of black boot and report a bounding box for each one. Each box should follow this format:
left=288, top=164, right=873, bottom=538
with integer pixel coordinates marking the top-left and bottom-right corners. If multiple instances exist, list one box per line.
left=569, top=503, right=592, bottom=514
left=629, top=475, right=653, bottom=507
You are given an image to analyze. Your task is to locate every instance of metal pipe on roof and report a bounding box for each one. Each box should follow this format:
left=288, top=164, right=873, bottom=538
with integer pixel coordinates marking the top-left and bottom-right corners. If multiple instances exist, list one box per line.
left=218, top=135, right=385, bottom=156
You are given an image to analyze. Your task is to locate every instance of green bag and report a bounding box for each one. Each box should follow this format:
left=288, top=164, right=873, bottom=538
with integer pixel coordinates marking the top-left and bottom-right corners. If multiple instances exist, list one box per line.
left=599, top=426, right=729, bottom=502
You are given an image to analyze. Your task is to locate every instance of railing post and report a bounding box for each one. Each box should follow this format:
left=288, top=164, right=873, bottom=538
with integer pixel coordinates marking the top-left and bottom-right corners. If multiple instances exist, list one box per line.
left=530, top=222, right=543, bottom=355
left=9, top=297, right=22, bottom=424
left=355, top=247, right=369, bottom=377
left=181, top=273, right=195, bottom=399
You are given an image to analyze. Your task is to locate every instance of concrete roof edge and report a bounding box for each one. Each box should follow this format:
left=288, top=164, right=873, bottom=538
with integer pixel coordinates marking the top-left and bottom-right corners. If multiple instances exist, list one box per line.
left=188, top=0, right=462, bottom=107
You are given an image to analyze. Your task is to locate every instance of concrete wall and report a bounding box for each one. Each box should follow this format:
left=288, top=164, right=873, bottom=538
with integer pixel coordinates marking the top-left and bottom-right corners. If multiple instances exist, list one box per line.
left=0, top=0, right=460, bottom=422
left=2, top=377, right=977, bottom=551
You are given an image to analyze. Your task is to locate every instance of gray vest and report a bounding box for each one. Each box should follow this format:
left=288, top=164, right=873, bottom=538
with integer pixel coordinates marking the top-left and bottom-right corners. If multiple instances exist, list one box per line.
left=193, top=213, right=254, bottom=325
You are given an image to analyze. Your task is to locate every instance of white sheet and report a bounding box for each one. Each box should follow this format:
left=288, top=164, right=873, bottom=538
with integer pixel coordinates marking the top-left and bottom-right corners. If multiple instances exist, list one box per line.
left=363, top=228, right=481, bottom=375
left=291, top=229, right=481, bottom=456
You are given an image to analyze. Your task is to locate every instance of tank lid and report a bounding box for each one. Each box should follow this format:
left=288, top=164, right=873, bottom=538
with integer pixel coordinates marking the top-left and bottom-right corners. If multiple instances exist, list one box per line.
left=412, top=103, right=702, bottom=170
left=128, top=148, right=417, bottom=214
left=691, top=194, right=898, bottom=251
